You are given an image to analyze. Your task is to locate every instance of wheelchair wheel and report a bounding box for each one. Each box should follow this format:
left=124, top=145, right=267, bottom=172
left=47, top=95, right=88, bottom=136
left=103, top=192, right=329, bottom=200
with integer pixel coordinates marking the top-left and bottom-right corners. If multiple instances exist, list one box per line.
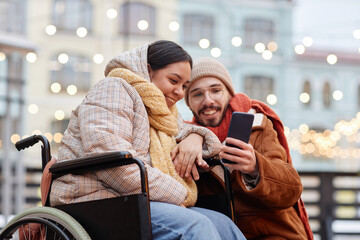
left=0, top=206, right=91, bottom=240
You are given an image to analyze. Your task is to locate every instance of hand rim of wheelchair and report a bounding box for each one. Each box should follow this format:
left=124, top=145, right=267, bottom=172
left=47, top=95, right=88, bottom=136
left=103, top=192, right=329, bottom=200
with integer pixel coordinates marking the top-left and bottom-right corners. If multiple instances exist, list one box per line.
left=0, top=206, right=91, bottom=240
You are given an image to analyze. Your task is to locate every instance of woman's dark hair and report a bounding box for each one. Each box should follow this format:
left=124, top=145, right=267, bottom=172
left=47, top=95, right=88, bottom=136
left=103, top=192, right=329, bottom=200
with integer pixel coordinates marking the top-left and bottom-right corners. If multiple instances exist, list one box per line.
left=147, top=40, right=192, bottom=71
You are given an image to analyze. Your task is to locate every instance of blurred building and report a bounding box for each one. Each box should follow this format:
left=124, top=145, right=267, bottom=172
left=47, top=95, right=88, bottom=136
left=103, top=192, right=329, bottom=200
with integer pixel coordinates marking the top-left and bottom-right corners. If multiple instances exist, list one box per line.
left=176, top=0, right=360, bottom=172
left=0, top=0, right=179, bottom=222
left=1, top=0, right=360, bottom=236
left=0, top=0, right=37, bottom=224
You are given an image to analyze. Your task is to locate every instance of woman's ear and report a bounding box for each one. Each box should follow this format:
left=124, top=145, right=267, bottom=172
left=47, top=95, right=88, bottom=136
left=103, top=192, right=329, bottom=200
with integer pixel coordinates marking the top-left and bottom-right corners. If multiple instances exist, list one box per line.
left=147, top=64, right=152, bottom=77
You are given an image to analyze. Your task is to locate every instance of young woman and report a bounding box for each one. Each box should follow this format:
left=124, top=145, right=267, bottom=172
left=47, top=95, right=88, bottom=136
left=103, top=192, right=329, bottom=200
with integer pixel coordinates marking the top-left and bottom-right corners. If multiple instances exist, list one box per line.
left=50, top=40, right=245, bottom=240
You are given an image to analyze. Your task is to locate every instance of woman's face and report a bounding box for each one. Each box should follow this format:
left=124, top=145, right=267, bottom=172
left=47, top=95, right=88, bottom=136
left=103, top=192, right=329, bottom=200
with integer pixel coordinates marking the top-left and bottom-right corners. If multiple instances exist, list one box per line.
left=149, top=61, right=191, bottom=108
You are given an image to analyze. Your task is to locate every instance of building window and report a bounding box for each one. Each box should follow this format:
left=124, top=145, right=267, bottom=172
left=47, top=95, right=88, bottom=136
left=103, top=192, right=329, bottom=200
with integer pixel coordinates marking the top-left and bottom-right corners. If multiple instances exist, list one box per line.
left=119, top=2, right=156, bottom=36
left=0, top=58, right=7, bottom=116
left=50, top=53, right=91, bottom=94
left=244, top=18, right=274, bottom=49
left=0, top=51, right=25, bottom=151
left=52, top=0, right=92, bottom=32
left=244, top=75, right=273, bottom=102
left=323, top=82, right=331, bottom=108
left=303, top=80, right=311, bottom=106
left=51, top=119, right=70, bottom=135
left=51, top=119, right=70, bottom=149
left=0, top=0, right=25, bottom=34
left=358, top=84, right=360, bottom=108
left=183, top=14, right=214, bottom=45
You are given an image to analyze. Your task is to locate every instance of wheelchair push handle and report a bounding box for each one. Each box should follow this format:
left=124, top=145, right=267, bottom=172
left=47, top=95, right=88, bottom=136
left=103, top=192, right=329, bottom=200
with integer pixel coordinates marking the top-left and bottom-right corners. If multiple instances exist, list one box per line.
left=15, top=135, right=39, bottom=151
left=15, top=135, right=52, bottom=171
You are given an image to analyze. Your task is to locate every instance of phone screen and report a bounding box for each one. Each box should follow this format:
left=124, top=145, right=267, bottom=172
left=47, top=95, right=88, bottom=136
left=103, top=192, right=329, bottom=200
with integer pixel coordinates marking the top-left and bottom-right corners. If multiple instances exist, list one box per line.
left=221, top=112, right=254, bottom=164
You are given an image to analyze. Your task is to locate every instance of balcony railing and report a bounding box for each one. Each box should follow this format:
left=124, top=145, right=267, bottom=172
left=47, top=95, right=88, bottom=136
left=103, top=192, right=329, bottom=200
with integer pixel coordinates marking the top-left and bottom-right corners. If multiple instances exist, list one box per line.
left=299, top=171, right=360, bottom=240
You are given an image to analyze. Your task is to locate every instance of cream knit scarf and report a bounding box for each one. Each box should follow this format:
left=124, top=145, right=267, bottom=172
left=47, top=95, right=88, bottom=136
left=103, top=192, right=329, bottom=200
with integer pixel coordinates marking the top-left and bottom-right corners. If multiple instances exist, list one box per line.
left=108, top=68, right=197, bottom=207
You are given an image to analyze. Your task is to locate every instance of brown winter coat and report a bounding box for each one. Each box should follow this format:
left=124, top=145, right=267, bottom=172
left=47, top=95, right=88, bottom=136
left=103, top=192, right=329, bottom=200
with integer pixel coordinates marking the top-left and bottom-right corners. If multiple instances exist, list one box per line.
left=197, top=114, right=308, bottom=239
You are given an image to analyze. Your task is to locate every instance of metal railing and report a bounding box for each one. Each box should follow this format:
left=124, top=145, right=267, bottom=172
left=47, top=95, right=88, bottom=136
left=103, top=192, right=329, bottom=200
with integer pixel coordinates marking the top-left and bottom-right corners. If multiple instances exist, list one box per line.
left=299, top=171, right=360, bottom=240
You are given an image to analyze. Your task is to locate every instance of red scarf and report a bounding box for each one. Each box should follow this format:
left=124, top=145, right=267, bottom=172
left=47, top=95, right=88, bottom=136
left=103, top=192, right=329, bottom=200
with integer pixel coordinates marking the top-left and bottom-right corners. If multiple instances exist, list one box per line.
left=190, top=93, right=313, bottom=240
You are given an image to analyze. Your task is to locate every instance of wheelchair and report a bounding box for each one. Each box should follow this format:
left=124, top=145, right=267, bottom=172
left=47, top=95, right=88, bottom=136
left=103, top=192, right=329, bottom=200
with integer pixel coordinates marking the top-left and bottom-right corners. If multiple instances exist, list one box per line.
left=0, top=135, right=235, bottom=240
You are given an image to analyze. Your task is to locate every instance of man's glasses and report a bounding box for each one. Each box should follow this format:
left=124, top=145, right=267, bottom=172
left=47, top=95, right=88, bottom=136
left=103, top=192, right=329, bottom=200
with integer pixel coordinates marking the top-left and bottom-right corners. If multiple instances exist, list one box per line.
left=189, top=87, right=224, bottom=103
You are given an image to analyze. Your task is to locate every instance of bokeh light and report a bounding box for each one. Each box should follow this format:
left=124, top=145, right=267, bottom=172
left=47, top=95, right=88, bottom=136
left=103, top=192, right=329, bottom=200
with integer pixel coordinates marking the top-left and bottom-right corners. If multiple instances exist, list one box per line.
left=295, top=44, right=305, bottom=55
left=58, top=53, right=69, bottom=64
left=45, top=25, right=56, bottom=35
left=300, top=92, right=310, bottom=103
left=0, top=52, right=6, bottom=61
left=254, top=43, right=265, bottom=53
left=266, top=94, right=277, bottom=105
left=54, top=110, right=65, bottom=120
left=137, top=20, right=149, bottom=30
left=210, top=47, right=221, bottom=58
left=67, top=84, right=77, bottom=95
left=231, top=36, right=242, bottom=47
left=106, top=8, right=117, bottom=19
left=26, top=52, right=37, bottom=63
left=169, top=21, right=179, bottom=32
left=93, top=54, right=104, bottom=64
left=76, top=27, right=87, bottom=38
left=199, top=38, right=210, bottom=49
left=28, top=104, right=39, bottom=114
left=327, top=54, right=337, bottom=65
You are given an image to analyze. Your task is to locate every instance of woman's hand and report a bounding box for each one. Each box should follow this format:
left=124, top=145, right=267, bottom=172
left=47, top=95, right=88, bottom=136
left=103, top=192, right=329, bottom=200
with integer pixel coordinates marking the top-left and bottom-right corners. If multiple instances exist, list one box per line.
left=220, top=137, right=258, bottom=178
left=171, top=133, right=209, bottom=180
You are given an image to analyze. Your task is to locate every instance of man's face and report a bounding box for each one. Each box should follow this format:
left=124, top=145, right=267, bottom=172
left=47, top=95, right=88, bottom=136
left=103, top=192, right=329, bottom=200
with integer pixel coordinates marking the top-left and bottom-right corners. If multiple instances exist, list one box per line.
left=188, top=77, right=231, bottom=127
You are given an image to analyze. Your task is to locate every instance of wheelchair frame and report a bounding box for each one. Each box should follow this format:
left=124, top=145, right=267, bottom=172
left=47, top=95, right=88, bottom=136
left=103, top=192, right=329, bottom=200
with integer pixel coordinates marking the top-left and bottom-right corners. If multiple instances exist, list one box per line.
left=0, top=135, right=235, bottom=240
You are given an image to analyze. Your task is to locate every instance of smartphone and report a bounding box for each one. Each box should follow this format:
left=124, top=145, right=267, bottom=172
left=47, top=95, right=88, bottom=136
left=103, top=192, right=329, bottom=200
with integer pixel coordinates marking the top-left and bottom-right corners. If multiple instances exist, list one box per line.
left=221, top=112, right=254, bottom=164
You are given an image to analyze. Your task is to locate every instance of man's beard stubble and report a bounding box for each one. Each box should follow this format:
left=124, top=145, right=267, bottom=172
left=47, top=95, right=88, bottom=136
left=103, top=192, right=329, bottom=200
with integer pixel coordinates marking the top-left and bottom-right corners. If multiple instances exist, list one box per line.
left=191, top=102, right=230, bottom=128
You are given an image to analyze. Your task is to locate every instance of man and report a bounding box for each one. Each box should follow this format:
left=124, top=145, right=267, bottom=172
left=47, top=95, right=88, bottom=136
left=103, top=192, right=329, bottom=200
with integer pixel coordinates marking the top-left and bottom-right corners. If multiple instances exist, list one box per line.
left=183, top=57, right=313, bottom=239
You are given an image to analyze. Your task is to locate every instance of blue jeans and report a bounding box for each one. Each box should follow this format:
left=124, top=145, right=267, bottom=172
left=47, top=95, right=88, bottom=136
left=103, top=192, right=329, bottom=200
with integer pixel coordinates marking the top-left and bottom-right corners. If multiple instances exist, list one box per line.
left=150, top=202, right=246, bottom=240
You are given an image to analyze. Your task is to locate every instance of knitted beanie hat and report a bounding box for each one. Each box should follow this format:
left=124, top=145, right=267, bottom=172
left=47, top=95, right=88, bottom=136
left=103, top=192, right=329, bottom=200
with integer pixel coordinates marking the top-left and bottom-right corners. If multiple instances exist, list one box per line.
left=185, top=57, right=235, bottom=106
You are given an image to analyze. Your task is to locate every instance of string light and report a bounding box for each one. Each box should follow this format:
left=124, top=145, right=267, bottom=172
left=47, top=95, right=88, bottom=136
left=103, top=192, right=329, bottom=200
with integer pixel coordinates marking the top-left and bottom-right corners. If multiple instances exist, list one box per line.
left=299, top=92, right=310, bottom=103
left=54, top=110, right=65, bottom=120
left=327, top=54, right=337, bottom=65
left=26, top=52, right=37, bottom=63
left=199, top=38, right=210, bottom=49
left=210, top=47, right=221, bottom=58
left=93, top=54, right=104, bottom=64
left=295, top=44, right=305, bottom=55
left=169, top=21, right=179, bottom=32
left=137, top=20, right=149, bottom=30
left=51, top=82, right=61, bottom=93
left=266, top=94, right=277, bottom=105
left=231, top=36, right=242, bottom=47
left=76, top=27, right=87, bottom=38
left=0, top=52, right=6, bottom=61
left=254, top=43, right=265, bottom=53
left=45, top=25, right=56, bottom=35
left=28, top=104, right=39, bottom=114
left=67, top=84, right=77, bottom=95
left=262, top=50, right=273, bottom=60
left=58, top=53, right=69, bottom=64
left=302, top=37, right=313, bottom=47
left=333, top=90, right=343, bottom=101
left=106, top=8, right=117, bottom=19
left=287, top=112, right=360, bottom=159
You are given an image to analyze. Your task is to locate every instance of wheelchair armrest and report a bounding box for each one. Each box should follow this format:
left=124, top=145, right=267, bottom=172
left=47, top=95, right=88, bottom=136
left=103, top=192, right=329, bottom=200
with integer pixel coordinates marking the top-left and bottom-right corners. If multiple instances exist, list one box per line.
left=204, top=155, right=222, bottom=167
left=200, top=155, right=236, bottom=222
left=49, top=151, right=148, bottom=194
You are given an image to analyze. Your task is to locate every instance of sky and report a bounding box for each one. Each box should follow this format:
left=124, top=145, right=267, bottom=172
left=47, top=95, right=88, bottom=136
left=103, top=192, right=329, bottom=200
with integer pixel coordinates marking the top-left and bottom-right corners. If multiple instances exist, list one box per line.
left=292, top=0, right=360, bottom=52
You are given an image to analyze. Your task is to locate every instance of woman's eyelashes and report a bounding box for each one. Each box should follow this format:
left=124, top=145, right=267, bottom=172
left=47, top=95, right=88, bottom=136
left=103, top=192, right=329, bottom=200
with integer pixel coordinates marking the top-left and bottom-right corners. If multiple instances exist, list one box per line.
left=170, top=78, right=178, bottom=84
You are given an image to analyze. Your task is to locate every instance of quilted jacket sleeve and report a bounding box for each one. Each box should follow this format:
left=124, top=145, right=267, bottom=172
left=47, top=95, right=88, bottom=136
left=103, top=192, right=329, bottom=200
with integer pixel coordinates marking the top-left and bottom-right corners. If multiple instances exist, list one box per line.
left=78, top=78, right=187, bottom=205
left=176, top=114, right=222, bottom=158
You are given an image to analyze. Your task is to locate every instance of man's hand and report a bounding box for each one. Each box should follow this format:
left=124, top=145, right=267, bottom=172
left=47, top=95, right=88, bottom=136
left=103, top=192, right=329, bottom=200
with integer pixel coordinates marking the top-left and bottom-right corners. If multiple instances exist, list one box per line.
left=171, top=133, right=209, bottom=180
left=220, top=137, right=258, bottom=177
